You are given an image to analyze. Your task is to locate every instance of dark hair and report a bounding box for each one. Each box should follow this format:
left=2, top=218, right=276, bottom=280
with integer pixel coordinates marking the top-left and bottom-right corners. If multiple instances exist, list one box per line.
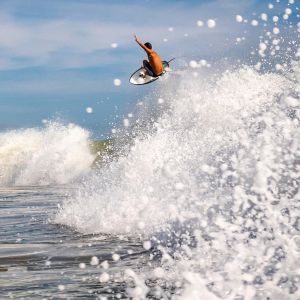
left=144, top=42, right=152, bottom=49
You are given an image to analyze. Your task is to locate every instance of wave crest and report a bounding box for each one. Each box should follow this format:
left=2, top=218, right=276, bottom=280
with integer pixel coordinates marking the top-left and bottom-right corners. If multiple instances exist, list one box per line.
left=0, top=122, right=94, bottom=186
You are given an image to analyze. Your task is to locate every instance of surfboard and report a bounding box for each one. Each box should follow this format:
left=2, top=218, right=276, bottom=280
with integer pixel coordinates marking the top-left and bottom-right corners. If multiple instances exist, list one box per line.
left=129, top=59, right=174, bottom=85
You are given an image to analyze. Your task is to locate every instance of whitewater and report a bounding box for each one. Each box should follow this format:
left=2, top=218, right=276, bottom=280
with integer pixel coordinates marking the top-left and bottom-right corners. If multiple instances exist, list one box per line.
left=54, top=62, right=300, bottom=299
left=0, top=122, right=94, bottom=186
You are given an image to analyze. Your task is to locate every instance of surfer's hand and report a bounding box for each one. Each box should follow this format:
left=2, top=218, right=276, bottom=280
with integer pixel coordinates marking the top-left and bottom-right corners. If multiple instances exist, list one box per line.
left=134, top=34, right=140, bottom=43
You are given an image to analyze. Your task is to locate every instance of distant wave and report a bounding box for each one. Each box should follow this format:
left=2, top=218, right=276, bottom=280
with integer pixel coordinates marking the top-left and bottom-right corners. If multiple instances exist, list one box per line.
left=0, top=122, right=94, bottom=186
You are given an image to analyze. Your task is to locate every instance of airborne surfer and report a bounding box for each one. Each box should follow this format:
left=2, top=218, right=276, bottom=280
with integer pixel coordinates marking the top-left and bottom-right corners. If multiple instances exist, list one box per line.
left=134, top=34, right=163, bottom=78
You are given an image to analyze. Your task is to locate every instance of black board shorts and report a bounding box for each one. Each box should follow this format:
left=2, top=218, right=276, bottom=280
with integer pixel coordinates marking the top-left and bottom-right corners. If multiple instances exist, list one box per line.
left=143, top=61, right=159, bottom=77
left=143, top=60, right=169, bottom=77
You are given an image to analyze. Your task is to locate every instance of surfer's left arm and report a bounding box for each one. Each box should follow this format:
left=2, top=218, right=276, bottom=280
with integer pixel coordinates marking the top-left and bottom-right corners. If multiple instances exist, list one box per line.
left=134, top=34, right=152, bottom=54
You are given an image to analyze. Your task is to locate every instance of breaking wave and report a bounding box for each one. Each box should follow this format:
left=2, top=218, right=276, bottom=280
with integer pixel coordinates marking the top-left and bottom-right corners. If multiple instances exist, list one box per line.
left=56, top=62, right=300, bottom=298
left=0, top=122, right=94, bottom=186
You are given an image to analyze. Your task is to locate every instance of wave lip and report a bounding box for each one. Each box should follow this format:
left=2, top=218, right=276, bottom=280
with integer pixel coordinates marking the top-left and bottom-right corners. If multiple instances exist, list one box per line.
left=0, top=122, right=94, bottom=186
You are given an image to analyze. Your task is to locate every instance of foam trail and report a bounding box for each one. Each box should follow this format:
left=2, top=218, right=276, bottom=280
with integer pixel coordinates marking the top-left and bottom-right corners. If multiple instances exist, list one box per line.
left=0, top=122, right=94, bottom=186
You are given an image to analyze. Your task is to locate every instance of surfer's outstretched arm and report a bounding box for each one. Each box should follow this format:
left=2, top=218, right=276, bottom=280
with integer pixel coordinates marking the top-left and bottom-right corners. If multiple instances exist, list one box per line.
left=134, top=34, right=151, bottom=54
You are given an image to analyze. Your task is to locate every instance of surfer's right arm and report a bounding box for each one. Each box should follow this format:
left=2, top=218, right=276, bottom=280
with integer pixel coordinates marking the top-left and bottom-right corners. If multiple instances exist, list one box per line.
left=134, top=34, right=152, bottom=54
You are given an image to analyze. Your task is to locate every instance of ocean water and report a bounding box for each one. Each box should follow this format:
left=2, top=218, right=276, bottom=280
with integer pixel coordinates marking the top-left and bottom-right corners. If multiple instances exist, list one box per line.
left=0, top=186, right=148, bottom=299
left=1, top=8, right=300, bottom=300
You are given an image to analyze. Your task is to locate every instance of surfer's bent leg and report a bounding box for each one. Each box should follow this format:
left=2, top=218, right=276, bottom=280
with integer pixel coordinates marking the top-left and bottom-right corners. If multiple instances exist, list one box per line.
left=143, top=60, right=154, bottom=76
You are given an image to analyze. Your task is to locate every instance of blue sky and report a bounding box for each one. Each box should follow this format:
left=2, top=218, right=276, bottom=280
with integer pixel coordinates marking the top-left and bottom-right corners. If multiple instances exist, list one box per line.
left=0, top=0, right=299, bottom=138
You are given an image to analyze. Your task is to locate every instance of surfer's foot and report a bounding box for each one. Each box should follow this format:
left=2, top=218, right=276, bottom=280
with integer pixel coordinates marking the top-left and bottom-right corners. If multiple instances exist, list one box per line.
left=139, top=71, right=146, bottom=78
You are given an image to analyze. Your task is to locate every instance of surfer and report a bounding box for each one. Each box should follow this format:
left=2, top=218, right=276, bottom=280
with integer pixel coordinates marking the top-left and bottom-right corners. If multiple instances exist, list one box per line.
left=134, top=34, right=163, bottom=78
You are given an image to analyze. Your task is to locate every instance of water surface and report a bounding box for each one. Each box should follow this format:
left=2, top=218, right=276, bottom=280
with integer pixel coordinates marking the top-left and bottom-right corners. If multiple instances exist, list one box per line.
left=0, top=186, right=148, bottom=299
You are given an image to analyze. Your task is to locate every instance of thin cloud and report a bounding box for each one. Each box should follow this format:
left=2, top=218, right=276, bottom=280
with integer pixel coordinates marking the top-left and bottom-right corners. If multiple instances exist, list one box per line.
left=0, top=0, right=261, bottom=70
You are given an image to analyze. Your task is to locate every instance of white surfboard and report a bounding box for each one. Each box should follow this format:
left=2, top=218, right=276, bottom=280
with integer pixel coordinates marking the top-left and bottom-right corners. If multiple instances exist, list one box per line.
left=129, top=59, right=174, bottom=85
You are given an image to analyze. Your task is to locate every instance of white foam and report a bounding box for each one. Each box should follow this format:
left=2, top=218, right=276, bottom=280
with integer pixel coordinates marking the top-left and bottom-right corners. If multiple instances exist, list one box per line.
left=199, top=59, right=207, bottom=66
left=285, top=8, right=292, bottom=15
left=259, top=42, right=267, bottom=51
left=79, top=263, right=86, bottom=269
left=99, top=273, right=110, bottom=283
left=189, top=60, right=198, bottom=68
left=207, top=19, right=216, bottom=28
left=123, top=119, right=130, bottom=127
left=113, top=78, right=121, bottom=86
left=86, top=107, right=93, bottom=113
left=56, top=65, right=290, bottom=235
left=90, top=256, right=99, bottom=266
left=196, top=20, right=204, bottom=27
left=236, top=15, right=243, bottom=23
left=283, top=14, right=289, bottom=20
left=143, top=241, right=151, bottom=250
left=56, top=59, right=300, bottom=299
left=251, top=20, right=259, bottom=26
left=58, top=285, right=65, bottom=291
left=110, top=43, right=118, bottom=48
left=0, top=122, right=94, bottom=186
left=261, top=13, right=268, bottom=21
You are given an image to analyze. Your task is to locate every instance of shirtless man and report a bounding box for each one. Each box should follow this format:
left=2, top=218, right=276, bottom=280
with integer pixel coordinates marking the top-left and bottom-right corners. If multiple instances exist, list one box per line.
left=134, top=34, right=163, bottom=78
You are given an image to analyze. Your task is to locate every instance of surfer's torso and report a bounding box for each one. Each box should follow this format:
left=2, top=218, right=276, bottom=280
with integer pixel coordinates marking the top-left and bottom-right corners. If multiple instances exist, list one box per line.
left=147, top=50, right=163, bottom=76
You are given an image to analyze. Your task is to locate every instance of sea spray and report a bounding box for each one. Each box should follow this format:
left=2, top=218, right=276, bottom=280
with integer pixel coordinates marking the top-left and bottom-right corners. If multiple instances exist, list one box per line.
left=0, top=122, right=94, bottom=186
left=56, top=66, right=289, bottom=233
left=55, top=61, right=300, bottom=298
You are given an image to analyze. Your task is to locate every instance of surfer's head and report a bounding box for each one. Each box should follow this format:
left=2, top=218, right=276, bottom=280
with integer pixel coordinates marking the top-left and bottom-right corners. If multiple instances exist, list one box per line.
left=144, top=42, right=152, bottom=49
